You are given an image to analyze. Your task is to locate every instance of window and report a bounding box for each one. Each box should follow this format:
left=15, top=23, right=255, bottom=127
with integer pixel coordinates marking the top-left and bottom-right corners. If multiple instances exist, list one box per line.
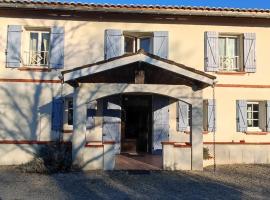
left=176, top=102, right=191, bottom=132
left=218, top=35, right=241, bottom=71
left=140, top=37, right=151, bottom=53
left=187, top=105, right=192, bottom=132
left=247, top=102, right=259, bottom=128
left=67, top=100, right=73, bottom=125
left=203, top=99, right=216, bottom=132
left=124, top=37, right=135, bottom=53
left=64, top=98, right=73, bottom=127
left=124, top=32, right=153, bottom=54
left=24, top=29, right=50, bottom=66
left=246, top=101, right=266, bottom=132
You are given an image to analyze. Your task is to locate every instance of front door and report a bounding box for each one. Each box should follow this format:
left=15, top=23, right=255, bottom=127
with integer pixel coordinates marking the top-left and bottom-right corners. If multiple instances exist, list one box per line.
left=121, top=95, right=152, bottom=153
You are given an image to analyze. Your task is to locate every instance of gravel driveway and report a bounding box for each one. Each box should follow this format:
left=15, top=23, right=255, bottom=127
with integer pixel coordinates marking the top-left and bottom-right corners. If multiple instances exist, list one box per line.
left=0, top=164, right=269, bottom=200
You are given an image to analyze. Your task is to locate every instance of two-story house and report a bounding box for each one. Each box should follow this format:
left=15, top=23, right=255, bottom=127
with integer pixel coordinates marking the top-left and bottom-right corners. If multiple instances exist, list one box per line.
left=0, top=0, right=269, bottom=171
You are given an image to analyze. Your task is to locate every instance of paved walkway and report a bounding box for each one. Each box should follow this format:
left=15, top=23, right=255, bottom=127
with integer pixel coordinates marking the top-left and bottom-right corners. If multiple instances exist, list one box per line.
left=115, top=154, right=162, bottom=170
left=0, top=164, right=270, bottom=199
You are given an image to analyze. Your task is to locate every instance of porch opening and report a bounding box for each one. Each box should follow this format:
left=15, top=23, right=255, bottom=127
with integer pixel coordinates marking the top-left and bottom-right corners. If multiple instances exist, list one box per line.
left=121, top=94, right=152, bottom=154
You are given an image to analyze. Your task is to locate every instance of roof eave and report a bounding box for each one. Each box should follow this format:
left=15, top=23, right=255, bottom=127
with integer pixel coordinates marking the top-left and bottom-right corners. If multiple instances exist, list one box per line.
left=0, top=2, right=270, bottom=19
left=62, top=52, right=216, bottom=86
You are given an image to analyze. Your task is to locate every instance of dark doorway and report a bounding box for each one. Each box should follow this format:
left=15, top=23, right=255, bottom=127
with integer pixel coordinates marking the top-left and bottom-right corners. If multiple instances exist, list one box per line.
left=121, top=95, right=152, bottom=154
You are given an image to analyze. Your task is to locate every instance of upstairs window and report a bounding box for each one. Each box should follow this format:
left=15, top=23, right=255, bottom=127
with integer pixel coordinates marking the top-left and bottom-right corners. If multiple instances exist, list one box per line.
left=218, top=35, right=241, bottom=71
left=205, top=32, right=255, bottom=73
left=6, top=25, right=64, bottom=69
left=105, top=29, right=168, bottom=60
left=24, top=29, right=50, bottom=66
left=124, top=32, right=153, bottom=54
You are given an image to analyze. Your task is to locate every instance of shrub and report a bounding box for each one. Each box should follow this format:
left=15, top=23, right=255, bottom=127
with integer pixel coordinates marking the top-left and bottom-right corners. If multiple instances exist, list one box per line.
left=203, top=147, right=211, bottom=160
left=17, top=142, right=72, bottom=174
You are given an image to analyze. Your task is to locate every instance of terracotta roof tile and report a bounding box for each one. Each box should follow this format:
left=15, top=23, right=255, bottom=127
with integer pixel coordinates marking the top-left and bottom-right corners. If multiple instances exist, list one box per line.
left=0, top=0, right=270, bottom=17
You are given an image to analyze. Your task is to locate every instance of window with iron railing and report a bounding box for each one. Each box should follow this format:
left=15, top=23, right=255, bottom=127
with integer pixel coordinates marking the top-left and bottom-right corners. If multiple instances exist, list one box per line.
left=23, top=30, right=50, bottom=67
left=218, top=35, right=241, bottom=71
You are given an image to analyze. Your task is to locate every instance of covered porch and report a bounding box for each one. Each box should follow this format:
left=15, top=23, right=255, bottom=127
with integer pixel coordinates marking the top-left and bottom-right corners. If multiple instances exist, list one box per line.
left=61, top=50, right=216, bottom=170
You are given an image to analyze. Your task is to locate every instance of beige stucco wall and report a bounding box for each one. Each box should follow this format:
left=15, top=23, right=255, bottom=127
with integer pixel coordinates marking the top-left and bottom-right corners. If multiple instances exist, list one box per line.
left=0, top=15, right=269, bottom=162
left=0, top=17, right=269, bottom=83
left=0, top=82, right=62, bottom=141
left=203, top=86, right=270, bottom=143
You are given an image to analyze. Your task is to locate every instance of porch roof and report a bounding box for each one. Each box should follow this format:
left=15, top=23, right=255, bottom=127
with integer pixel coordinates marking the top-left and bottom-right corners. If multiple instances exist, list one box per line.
left=61, top=50, right=216, bottom=86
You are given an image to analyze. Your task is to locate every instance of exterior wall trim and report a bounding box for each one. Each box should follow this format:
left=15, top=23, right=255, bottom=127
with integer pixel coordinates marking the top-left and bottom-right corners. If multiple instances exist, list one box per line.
left=18, top=67, right=52, bottom=72
left=63, top=130, right=73, bottom=134
left=0, top=140, right=71, bottom=145
left=162, top=141, right=191, bottom=148
left=216, top=84, right=270, bottom=88
left=85, top=144, right=104, bottom=147
left=204, top=142, right=270, bottom=145
left=0, top=79, right=61, bottom=83
left=216, top=72, right=247, bottom=75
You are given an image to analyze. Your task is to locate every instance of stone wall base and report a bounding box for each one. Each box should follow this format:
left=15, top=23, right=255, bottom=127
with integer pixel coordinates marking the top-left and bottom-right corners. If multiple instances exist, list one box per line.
left=163, top=142, right=192, bottom=170
left=204, top=143, right=270, bottom=167
left=83, top=142, right=116, bottom=170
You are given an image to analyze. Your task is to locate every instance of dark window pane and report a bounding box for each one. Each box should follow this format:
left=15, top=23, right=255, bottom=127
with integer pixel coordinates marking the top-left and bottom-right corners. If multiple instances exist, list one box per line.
left=253, top=112, right=259, bottom=119
left=253, top=104, right=259, bottom=111
left=68, top=100, right=73, bottom=125
left=140, top=37, right=151, bottom=53
left=253, top=120, right=259, bottom=127
left=124, top=37, right=134, bottom=53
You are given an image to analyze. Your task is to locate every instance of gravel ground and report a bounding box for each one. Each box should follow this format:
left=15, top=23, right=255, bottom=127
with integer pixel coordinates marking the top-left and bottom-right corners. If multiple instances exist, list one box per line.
left=0, top=164, right=269, bottom=200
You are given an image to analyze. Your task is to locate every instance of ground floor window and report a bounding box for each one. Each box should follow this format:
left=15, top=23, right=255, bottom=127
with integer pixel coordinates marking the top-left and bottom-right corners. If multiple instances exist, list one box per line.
left=237, top=100, right=268, bottom=132
left=246, top=101, right=266, bottom=132
left=247, top=102, right=259, bottom=129
left=64, top=98, right=73, bottom=128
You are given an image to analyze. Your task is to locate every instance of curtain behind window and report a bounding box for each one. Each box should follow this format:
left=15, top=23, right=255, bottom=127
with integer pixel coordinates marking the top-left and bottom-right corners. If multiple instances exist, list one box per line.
left=30, top=32, right=38, bottom=64
left=41, top=33, right=50, bottom=65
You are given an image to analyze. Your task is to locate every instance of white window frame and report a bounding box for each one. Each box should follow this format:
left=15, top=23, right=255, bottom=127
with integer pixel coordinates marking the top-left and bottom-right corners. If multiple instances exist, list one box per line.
left=186, top=105, right=192, bottom=132
left=247, top=101, right=262, bottom=132
left=218, top=34, right=242, bottom=72
left=22, top=27, right=51, bottom=67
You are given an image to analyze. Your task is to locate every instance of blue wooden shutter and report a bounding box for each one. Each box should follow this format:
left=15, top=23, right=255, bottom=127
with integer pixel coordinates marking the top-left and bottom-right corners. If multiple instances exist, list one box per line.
left=244, top=33, right=256, bottom=73
left=207, top=99, right=216, bottom=132
left=177, top=101, right=189, bottom=132
left=266, top=101, right=270, bottom=132
left=102, top=96, right=121, bottom=153
left=204, top=31, right=219, bottom=72
left=52, top=97, right=64, bottom=132
left=153, top=31, right=168, bottom=59
left=104, top=29, right=123, bottom=60
left=153, top=95, right=169, bottom=154
left=86, top=101, right=97, bottom=130
left=50, top=26, right=64, bottom=68
left=6, top=25, right=22, bottom=68
left=236, top=100, right=247, bottom=132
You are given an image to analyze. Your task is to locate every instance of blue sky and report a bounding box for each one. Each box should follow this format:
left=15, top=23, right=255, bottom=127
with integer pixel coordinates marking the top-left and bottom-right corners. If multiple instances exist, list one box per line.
left=60, top=0, right=270, bottom=9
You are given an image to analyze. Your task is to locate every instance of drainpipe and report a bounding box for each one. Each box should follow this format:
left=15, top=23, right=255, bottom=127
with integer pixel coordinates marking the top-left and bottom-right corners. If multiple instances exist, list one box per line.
left=212, top=80, right=217, bottom=172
